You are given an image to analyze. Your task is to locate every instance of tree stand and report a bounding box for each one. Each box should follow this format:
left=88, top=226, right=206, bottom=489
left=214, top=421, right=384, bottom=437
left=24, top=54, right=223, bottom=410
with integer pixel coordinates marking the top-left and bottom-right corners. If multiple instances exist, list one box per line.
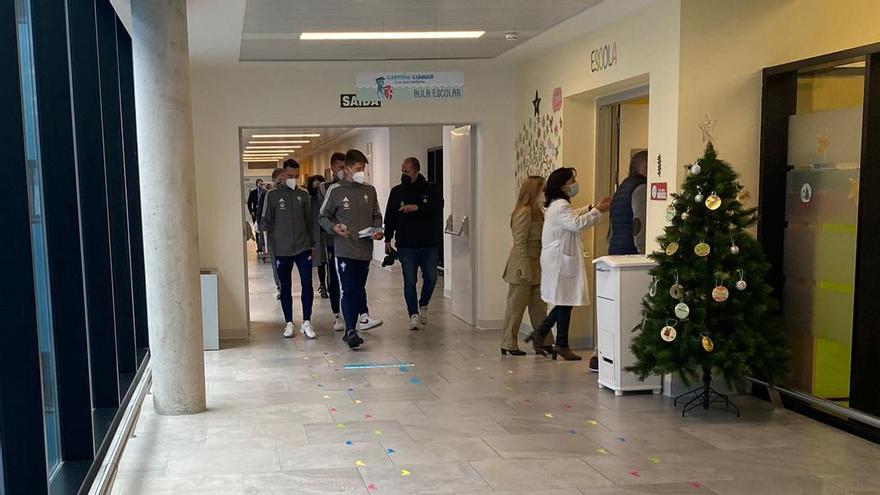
left=673, top=366, right=740, bottom=417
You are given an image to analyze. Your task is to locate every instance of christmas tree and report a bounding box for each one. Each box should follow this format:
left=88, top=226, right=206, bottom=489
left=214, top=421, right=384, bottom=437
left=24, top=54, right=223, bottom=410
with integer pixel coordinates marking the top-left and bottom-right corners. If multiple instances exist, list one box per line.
left=628, top=142, right=788, bottom=415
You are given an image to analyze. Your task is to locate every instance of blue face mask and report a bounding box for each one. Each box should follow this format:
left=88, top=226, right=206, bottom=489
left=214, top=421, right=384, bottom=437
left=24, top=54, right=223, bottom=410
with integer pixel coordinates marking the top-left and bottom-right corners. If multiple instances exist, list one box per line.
left=568, top=182, right=579, bottom=198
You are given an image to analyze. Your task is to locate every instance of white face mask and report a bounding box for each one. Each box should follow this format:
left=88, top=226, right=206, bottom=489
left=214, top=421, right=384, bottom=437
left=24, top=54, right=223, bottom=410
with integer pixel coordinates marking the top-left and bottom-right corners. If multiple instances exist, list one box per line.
left=352, top=171, right=367, bottom=184
left=336, top=170, right=345, bottom=181
left=285, top=178, right=297, bottom=189
left=567, top=182, right=579, bottom=198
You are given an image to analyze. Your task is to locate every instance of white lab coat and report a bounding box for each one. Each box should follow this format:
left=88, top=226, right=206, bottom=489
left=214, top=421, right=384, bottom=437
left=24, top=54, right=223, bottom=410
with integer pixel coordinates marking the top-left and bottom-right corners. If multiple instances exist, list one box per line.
left=540, top=199, right=603, bottom=307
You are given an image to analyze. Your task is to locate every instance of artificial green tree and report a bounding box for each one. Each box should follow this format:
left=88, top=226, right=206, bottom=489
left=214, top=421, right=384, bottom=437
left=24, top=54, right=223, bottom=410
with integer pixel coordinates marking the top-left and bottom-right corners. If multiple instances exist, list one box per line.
left=628, top=142, right=787, bottom=415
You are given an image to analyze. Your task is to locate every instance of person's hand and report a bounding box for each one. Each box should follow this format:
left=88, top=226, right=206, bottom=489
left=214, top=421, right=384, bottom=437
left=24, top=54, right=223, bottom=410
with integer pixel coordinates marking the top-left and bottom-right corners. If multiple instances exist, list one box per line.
left=595, top=197, right=612, bottom=213
left=399, top=204, right=419, bottom=213
left=372, top=230, right=385, bottom=241
left=385, top=241, right=393, bottom=254
left=333, top=223, right=349, bottom=236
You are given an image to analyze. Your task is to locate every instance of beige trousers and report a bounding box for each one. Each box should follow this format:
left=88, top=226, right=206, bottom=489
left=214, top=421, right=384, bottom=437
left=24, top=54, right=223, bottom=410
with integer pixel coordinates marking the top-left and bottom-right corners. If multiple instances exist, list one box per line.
left=500, top=283, right=550, bottom=350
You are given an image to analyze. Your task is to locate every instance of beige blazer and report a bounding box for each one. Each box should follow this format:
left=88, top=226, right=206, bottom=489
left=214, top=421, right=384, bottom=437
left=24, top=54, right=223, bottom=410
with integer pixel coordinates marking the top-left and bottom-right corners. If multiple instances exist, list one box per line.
left=503, top=208, right=543, bottom=286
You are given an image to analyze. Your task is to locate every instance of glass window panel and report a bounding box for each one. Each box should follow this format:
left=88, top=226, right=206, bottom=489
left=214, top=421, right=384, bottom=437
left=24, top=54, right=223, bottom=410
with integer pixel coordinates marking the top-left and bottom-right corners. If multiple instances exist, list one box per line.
left=788, top=107, right=862, bottom=166
left=14, top=0, right=61, bottom=477
left=783, top=59, right=864, bottom=407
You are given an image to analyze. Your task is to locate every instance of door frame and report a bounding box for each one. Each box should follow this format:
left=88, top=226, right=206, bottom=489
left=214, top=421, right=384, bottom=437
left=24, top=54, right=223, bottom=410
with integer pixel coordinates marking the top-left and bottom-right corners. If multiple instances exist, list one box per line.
left=759, top=42, right=880, bottom=438
left=238, top=123, right=478, bottom=332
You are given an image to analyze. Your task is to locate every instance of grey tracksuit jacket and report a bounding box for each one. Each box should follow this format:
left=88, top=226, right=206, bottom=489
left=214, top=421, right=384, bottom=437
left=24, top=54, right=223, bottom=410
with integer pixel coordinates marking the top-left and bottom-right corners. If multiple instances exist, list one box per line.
left=261, top=184, right=313, bottom=257
left=319, top=180, right=383, bottom=261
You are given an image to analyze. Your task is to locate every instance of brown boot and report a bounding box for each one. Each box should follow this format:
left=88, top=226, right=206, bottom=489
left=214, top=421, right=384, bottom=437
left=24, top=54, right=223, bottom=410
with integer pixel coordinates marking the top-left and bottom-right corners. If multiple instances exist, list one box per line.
left=551, top=346, right=582, bottom=361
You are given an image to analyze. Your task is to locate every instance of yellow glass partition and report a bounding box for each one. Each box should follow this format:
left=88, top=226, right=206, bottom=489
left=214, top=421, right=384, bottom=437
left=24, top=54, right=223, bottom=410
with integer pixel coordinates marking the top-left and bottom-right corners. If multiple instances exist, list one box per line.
left=784, top=61, right=864, bottom=406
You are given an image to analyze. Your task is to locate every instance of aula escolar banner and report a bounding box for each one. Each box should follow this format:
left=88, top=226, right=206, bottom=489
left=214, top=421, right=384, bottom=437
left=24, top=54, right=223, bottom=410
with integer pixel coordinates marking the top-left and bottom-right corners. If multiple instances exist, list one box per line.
left=355, top=71, right=464, bottom=102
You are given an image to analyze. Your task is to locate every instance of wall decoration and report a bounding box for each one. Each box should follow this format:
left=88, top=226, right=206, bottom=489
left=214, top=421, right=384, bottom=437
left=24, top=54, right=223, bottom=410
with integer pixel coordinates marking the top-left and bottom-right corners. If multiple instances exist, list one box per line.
left=355, top=71, right=464, bottom=102
left=656, top=154, right=662, bottom=177
left=650, top=183, right=668, bottom=201
left=516, top=90, right=562, bottom=185
left=552, top=87, right=563, bottom=113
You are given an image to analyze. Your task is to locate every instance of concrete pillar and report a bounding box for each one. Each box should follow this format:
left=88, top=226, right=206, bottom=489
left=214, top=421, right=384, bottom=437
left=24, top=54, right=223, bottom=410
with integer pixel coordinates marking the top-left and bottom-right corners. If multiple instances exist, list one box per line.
left=131, top=0, right=206, bottom=415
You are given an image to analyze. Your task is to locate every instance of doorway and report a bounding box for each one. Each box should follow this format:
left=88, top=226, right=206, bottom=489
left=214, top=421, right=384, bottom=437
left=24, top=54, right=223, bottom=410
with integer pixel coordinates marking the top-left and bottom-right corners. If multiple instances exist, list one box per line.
left=237, top=124, right=478, bottom=333
left=594, top=88, right=650, bottom=261
left=761, top=45, right=880, bottom=434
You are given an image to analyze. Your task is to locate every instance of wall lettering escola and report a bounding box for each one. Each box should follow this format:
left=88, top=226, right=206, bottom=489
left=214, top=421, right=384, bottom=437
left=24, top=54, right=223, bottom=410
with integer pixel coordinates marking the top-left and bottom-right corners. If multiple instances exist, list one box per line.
left=590, top=42, right=617, bottom=73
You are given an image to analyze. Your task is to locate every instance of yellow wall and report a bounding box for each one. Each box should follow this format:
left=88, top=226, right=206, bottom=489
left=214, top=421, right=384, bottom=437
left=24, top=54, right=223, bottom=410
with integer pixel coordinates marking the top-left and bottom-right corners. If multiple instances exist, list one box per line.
left=515, top=0, right=681, bottom=346
left=677, top=0, right=880, bottom=203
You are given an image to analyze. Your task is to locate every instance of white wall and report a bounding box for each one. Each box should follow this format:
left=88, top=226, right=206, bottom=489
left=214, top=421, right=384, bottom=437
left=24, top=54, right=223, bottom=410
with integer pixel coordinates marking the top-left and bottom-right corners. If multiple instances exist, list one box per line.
left=190, top=60, right=516, bottom=337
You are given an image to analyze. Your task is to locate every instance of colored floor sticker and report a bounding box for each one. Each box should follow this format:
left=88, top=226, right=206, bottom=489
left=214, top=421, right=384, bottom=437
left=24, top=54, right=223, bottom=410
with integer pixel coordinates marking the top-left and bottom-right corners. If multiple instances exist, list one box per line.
left=650, top=456, right=661, bottom=464
left=344, top=362, right=415, bottom=370
left=400, top=469, right=411, bottom=477
left=386, top=448, right=395, bottom=454
left=355, top=460, right=366, bottom=467
left=410, top=377, right=422, bottom=385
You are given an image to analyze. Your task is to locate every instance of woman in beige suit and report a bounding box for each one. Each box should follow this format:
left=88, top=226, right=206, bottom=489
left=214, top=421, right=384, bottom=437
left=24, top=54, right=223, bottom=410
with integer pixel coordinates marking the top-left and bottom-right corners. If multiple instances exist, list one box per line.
left=500, top=176, right=553, bottom=356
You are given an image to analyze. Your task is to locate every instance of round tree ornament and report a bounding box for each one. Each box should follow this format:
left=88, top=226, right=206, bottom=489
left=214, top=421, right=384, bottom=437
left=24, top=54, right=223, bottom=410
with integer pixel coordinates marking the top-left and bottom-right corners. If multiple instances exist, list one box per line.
left=736, top=269, right=747, bottom=291
left=705, top=193, right=722, bottom=210
left=694, top=242, right=711, bottom=257
left=701, top=335, right=715, bottom=352
left=669, top=273, right=684, bottom=300
left=712, top=285, right=729, bottom=302
left=665, top=242, right=680, bottom=256
left=674, top=302, right=690, bottom=319
left=660, top=322, right=677, bottom=342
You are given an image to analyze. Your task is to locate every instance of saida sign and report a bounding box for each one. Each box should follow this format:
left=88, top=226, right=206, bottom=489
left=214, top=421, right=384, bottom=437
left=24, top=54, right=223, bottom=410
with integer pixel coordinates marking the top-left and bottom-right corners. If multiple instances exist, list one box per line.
left=340, top=94, right=381, bottom=109
left=355, top=71, right=464, bottom=102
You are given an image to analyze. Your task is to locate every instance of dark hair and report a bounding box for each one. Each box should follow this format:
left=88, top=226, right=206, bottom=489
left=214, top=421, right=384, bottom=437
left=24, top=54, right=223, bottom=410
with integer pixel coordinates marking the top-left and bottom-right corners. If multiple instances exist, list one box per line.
left=346, top=149, right=369, bottom=167
left=283, top=158, right=300, bottom=169
left=544, top=167, right=576, bottom=207
left=271, top=168, right=283, bottom=180
left=403, top=157, right=421, bottom=171
left=255, top=178, right=264, bottom=184
left=629, top=150, right=648, bottom=177
left=306, top=175, right=325, bottom=196
left=330, top=152, right=346, bottom=165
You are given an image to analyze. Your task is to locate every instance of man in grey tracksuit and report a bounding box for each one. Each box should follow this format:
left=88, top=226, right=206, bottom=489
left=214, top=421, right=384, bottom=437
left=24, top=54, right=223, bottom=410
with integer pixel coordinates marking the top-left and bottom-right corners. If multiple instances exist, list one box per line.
left=319, top=149, right=384, bottom=349
left=262, top=159, right=316, bottom=339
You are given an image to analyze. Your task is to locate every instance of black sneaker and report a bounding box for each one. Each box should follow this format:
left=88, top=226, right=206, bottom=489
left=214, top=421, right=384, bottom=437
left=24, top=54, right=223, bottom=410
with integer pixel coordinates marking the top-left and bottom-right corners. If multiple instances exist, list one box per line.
left=588, top=356, right=599, bottom=373
left=319, top=286, right=329, bottom=299
left=343, top=332, right=363, bottom=349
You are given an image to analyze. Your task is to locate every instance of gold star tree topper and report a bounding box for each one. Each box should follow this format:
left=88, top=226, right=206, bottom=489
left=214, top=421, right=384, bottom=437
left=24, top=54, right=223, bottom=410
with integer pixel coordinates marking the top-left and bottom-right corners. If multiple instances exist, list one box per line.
left=699, top=113, right=717, bottom=143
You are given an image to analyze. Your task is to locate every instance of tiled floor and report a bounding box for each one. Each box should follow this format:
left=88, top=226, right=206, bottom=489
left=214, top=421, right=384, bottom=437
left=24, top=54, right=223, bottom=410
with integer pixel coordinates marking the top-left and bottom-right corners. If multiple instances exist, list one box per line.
left=113, top=246, right=880, bottom=494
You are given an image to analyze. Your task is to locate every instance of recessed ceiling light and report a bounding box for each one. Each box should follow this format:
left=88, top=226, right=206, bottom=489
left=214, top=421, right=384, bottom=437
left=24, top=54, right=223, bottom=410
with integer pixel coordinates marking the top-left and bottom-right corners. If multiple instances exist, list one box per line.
left=300, top=31, right=485, bottom=41
left=248, top=140, right=310, bottom=144
left=251, top=133, right=321, bottom=138
left=247, top=145, right=303, bottom=150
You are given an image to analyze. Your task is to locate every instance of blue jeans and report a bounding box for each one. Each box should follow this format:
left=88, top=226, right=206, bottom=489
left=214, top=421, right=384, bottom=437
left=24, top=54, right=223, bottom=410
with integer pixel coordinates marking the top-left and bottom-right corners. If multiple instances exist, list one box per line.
left=397, top=246, right=440, bottom=317
left=336, top=257, right=370, bottom=337
left=276, top=250, right=314, bottom=323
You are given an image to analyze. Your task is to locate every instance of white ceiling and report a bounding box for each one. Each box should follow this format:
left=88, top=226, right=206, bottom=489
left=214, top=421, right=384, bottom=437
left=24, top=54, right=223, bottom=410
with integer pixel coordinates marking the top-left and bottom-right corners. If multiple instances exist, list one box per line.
left=115, top=1, right=658, bottom=67
left=238, top=0, right=602, bottom=61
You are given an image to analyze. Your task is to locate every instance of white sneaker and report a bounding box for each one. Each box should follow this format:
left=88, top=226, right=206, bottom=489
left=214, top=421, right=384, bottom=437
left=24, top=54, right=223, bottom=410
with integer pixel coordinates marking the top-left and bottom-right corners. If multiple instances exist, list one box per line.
left=282, top=322, right=295, bottom=338
left=419, top=306, right=428, bottom=325
left=333, top=314, right=345, bottom=331
left=408, top=315, right=421, bottom=331
left=301, top=321, right=316, bottom=339
left=357, top=314, right=383, bottom=331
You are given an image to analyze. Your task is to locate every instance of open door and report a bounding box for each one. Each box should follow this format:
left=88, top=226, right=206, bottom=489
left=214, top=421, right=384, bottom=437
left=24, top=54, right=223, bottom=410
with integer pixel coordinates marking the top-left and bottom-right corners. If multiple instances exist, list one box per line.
left=446, top=125, right=475, bottom=325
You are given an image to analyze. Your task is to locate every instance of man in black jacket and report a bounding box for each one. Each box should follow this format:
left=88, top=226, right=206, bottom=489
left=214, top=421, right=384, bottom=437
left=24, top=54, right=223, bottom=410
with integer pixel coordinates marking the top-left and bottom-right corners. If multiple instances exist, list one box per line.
left=384, top=157, right=444, bottom=330
left=247, top=179, right=266, bottom=253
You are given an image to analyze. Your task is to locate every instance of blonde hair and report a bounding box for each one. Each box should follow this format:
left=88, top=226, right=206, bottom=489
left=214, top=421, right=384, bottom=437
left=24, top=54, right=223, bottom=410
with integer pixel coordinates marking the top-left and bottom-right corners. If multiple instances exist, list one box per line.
left=512, top=175, right=545, bottom=220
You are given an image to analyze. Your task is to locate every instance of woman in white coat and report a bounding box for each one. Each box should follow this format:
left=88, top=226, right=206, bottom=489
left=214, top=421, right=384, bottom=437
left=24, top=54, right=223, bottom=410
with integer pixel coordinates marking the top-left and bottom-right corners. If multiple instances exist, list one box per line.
left=525, top=167, right=610, bottom=361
